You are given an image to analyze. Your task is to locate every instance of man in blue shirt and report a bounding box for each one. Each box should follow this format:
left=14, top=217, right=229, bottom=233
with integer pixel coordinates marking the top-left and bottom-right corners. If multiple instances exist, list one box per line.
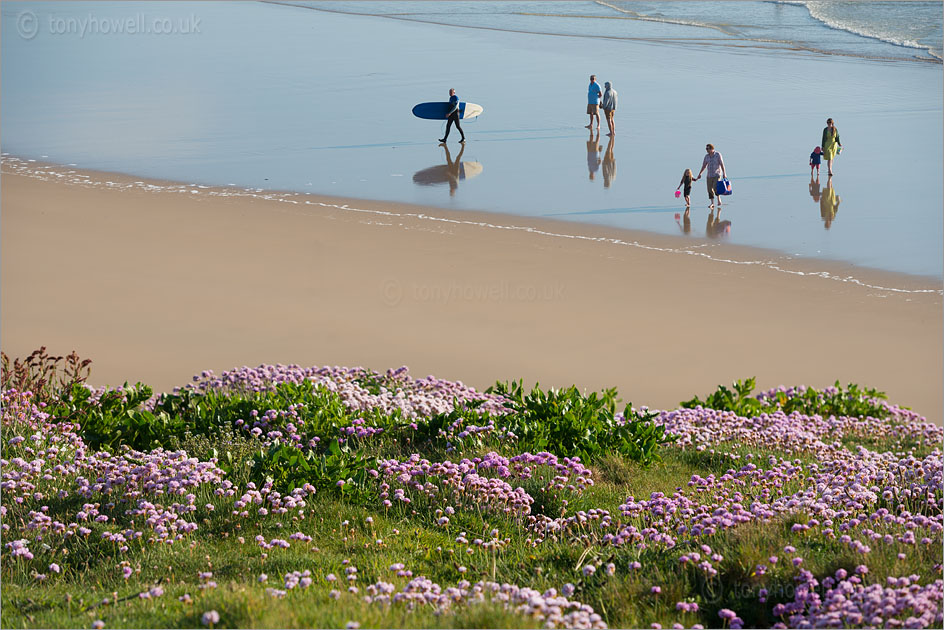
left=586, top=75, right=602, bottom=130
left=439, top=88, right=466, bottom=144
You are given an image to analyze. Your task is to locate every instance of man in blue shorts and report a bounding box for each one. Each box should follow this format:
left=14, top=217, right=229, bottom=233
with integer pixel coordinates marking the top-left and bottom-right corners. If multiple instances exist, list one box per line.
left=586, top=75, right=602, bottom=130
left=439, top=88, right=466, bottom=144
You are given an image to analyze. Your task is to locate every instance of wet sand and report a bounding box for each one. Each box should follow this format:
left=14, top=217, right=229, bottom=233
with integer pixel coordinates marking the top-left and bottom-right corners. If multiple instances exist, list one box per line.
left=2, top=166, right=941, bottom=422
left=3, top=1, right=941, bottom=278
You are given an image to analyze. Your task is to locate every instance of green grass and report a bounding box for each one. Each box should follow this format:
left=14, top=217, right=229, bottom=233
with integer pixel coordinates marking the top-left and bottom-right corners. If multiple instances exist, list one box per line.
left=2, top=374, right=941, bottom=629
left=4, top=441, right=928, bottom=629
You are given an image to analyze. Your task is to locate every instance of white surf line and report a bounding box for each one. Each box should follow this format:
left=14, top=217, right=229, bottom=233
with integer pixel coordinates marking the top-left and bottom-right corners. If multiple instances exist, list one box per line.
left=300, top=201, right=941, bottom=296
left=593, top=0, right=743, bottom=35
left=3, top=157, right=941, bottom=297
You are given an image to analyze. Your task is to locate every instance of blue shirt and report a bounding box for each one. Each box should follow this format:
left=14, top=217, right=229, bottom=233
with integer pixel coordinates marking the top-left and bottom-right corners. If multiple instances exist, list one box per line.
left=588, top=81, right=602, bottom=105
left=447, top=94, right=459, bottom=116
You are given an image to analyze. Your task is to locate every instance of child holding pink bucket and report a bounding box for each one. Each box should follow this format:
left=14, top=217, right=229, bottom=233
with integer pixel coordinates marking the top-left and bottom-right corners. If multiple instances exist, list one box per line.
left=676, top=168, right=694, bottom=207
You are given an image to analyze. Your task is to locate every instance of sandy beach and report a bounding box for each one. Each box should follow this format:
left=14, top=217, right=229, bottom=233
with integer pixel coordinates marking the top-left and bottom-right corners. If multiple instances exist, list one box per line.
left=3, top=164, right=941, bottom=422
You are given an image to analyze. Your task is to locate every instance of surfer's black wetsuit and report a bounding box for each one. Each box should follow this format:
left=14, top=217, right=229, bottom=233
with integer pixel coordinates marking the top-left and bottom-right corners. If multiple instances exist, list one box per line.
left=440, top=95, right=465, bottom=143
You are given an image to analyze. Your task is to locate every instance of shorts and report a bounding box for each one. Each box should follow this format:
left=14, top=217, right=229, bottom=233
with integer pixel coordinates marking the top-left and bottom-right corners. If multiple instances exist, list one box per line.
left=707, top=176, right=720, bottom=199
left=587, top=104, right=599, bottom=115
left=603, top=109, right=615, bottom=121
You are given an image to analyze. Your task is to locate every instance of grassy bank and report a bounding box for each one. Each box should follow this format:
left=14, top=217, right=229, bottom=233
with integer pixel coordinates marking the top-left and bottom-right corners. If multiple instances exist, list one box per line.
left=1, top=351, right=941, bottom=629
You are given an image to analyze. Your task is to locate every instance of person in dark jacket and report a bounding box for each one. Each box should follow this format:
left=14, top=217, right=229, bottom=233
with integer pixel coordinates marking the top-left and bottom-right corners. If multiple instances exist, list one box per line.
left=439, top=88, right=465, bottom=144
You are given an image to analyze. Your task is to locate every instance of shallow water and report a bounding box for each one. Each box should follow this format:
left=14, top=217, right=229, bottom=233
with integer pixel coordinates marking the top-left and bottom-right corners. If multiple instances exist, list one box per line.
left=306, top=0, right=944, bottom=62
left=2, top=1, right=942, bottom=279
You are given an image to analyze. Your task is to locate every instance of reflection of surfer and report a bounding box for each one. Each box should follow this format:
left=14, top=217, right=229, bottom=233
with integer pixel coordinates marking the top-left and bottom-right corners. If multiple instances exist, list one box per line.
left=706, top=209, right=731, bottom=238
left=443, top=143, right=465, bottom=197
left=587, top=129, right=601, bottom=181
left=819, top=174, right=840, bottom=229
left=602, top=134, right=616, bottom=188
left=809, top=173, right=821, bottom=203
left=412, top=144, right=481, bottom=195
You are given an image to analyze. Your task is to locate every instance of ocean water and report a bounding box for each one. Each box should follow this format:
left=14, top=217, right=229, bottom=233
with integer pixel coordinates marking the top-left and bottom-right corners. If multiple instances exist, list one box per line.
left=2, top=1, right=942, bottom=282
left=304, top=0, right=944, bottom=62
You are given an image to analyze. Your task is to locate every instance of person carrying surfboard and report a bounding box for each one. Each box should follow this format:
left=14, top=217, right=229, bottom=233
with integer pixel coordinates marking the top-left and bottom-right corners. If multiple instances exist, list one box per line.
left=439, top=88, right=466, bottom=144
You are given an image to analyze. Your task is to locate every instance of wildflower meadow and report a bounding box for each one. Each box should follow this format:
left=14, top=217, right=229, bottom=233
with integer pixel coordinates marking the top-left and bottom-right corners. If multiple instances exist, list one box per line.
left=1, top=349, right=941, bottom=629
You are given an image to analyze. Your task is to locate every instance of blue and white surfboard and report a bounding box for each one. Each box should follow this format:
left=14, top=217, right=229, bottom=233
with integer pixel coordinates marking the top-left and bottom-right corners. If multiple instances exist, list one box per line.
left=411, top=102, right=484, bottom=120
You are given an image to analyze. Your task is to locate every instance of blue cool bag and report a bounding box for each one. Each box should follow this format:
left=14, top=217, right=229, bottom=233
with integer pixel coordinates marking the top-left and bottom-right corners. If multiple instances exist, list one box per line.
left=715, top=178, right=732, bottom=196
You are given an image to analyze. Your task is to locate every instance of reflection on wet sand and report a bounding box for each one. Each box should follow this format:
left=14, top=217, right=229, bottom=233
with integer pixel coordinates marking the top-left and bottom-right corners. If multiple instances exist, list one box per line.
left=586, top=129, right=601, bottom=181
left=706, top=209, right=732, bottom=238
left=809, top=173, right=822, bottom=203
left=602, top=135, right=617, bottom=188
left=675, top=208, right=692, bottom=234
left=819, top=175, right=841, bottom=229
left=412, top=144, right=483, bottom=196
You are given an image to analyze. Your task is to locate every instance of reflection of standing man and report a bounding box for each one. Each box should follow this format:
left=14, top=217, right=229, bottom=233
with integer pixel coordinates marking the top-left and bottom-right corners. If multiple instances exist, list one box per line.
left=602, top=135, right=616, bottom=188
left=819, top=175, right=841, bottom=229
left=706, top=209, right=732, bottom=238
left=585, top=75, right=602, bottom=130
left=439, top=88, right=466, bottom=144
left=587, top=129, right=601, bottom=181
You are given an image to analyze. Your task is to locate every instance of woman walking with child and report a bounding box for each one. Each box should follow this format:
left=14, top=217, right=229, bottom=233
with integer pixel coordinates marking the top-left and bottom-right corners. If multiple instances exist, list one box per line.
left=821, top=118, right=842, bottom=175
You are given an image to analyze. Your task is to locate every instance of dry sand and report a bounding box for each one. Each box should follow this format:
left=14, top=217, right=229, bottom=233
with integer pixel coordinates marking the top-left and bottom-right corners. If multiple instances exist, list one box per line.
left=2, top=166, right=941, bottom=422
